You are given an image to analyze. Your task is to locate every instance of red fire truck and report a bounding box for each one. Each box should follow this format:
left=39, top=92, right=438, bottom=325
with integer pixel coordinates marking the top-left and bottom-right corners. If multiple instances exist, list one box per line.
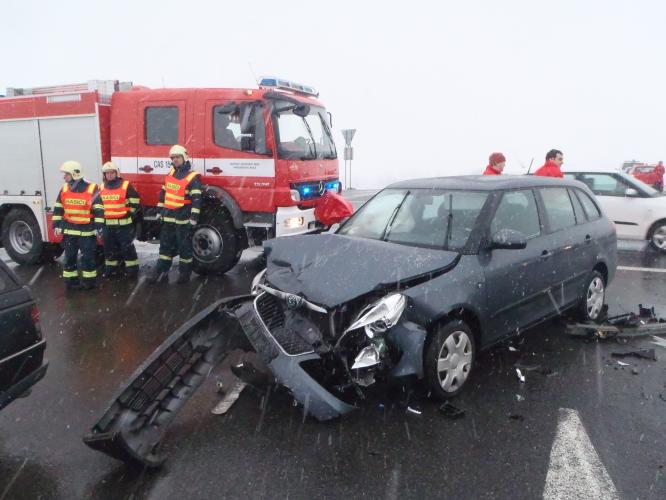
left=0, top=79, right=343, bottom=274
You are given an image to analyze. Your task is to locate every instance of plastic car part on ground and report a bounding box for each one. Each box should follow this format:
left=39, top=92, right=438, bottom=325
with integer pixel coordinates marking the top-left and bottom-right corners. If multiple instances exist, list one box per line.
left=566, top=304, right=666, bottom=340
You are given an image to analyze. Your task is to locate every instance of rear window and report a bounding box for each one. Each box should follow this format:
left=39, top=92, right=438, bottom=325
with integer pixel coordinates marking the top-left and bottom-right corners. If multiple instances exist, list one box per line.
left=145, top=106, right=179, bottom=145
left=539, top=187, right=576, bottom=232
left=575, top=189, right=601, bottom=220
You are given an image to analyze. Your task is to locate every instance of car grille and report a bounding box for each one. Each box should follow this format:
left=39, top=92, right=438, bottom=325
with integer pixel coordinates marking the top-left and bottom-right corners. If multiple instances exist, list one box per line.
left=255, top=293, right=313, bottom=355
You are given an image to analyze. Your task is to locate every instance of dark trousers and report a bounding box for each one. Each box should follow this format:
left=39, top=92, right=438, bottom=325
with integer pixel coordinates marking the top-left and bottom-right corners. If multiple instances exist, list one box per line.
left=155, top=222, right=194, bottom=274
left=63, top=235, right=97, bottom=287
left=102, top=226, right=139, bottom=276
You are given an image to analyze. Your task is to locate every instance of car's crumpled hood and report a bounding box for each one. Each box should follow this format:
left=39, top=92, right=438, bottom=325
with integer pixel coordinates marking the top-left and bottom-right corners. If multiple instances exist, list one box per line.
left=263, top=234, right=459, bottom=308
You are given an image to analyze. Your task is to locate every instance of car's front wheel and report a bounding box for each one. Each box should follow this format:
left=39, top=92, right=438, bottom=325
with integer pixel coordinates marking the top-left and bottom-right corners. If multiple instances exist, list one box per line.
left=577, top=270, right=606, bottom=322
left=425, top=320, right=476, bottom=399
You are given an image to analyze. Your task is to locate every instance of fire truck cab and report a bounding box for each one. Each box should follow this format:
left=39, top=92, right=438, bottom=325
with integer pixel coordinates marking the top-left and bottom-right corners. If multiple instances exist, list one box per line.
left=0, top=79, right=343, bottom=274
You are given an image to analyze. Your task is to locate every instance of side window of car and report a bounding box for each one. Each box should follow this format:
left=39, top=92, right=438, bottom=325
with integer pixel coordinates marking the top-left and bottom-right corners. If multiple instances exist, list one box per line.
left=580, top=173, right=633, bottom=197
left=575, top=189, right=601, bottom=220
left=490, top=190, right=541, bottom=239
left=568, top=189, right=587, bottom=224
left=145, top=106, right=179, bottom=145
left=539, top=187, right=576, bottom=232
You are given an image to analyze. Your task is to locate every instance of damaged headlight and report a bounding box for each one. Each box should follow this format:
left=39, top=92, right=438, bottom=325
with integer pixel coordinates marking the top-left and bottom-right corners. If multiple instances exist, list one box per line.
left=250, top=268, right=267, bottom=295
left=345, top=294, right=407, bottom=338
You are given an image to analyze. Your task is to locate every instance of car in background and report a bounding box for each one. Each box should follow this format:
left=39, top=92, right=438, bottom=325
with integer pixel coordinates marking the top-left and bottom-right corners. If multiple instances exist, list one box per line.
left=564, top=170, right=666, bottom=253
left=625, top=164, right=664, bottom=192
left=0, top=260, right=48, bottom=411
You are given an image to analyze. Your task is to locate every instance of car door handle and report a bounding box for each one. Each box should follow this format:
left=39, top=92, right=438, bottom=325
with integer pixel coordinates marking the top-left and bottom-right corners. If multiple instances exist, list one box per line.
left=540, top=250, right=553, bottom=260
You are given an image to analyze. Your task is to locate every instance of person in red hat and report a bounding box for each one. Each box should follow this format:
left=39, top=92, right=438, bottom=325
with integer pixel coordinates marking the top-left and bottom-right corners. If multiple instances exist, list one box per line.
left=534, top=149, right=564, bottom=178
left=484, top=152, right=506, bottom=175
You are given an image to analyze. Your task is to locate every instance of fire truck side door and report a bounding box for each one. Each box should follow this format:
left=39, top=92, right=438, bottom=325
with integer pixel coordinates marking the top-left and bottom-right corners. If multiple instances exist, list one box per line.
left=203, top=100, right=275, bottom=182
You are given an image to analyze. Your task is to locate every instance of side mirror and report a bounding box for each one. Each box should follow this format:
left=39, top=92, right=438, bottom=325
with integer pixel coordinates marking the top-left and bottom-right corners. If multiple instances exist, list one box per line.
left=625, top=188, right=639, bottom=197
left=490, top=229, right=527, bottom=250
left=293, top=103, right=310, bottom=118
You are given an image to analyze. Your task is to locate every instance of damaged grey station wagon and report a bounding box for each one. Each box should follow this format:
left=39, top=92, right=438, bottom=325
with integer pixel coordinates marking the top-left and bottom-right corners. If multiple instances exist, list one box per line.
left=84, top=176, right=617, bottom=467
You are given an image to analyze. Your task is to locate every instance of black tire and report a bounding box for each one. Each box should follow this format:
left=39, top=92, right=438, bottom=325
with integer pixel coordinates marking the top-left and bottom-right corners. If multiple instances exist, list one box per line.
left=425, top=320, right=476, bottom=399
left=191, top=210, right=241, bottom=276
left=1, top=208, right=46, bottom=265
left=576, top=270, right=606, bottom=322
left=648, top=220, right=666, bottom=254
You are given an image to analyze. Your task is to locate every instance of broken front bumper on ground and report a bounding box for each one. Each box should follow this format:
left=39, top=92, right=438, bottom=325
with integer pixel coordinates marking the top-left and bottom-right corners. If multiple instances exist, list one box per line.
left=85, top=293, right=417, bottom=467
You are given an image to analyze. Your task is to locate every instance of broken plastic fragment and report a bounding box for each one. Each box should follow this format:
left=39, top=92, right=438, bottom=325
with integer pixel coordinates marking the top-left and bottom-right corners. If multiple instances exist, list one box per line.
left=611, top=349, right=657, bottom=362
left=352, top=345, right=381, bottom=370
left=508, top=346, right=518, bottom=352
left=515, top=394, right=525, bottom=402
left=406, top=406, right=422, bottom=415
left=516, top=368, right=526, bottom=383
left=211, top=380, right=247, bottom=415
left=616, top=361, right=630, bottom=367
left=439, top=402, right=465, bottom=419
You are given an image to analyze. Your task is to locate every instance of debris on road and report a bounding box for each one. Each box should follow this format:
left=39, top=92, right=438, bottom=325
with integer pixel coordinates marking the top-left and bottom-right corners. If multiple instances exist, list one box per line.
left=567, top=304, right=666, bottom=340
left=516, top=368, right=526, bottom=383
left=515, top=394, right=526, bottom=402
left=439, top=402, right=465, bottom=419
left=508, top=346, right=519, bottom=352
left=616, top=361, right=630, bottom=367
left=508, top=414, right=525, bottom=422
left=212, top=379, right=248, bottom=415
left=406, top=406, right=422, bottom=415
left=611, top=349, right=657, bottom=362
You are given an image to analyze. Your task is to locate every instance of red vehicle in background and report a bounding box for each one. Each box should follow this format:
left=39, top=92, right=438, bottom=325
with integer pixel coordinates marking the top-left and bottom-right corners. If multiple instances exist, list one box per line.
left=0, top=78, right=349, bottom=274
left=622, top=161, right=665, bottom=192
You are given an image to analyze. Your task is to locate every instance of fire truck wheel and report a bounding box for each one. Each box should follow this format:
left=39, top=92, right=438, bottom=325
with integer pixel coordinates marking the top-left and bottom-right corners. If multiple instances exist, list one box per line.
left=1, top=208, right=46, bottom=265
left=192, top=210, right=240, bottom=275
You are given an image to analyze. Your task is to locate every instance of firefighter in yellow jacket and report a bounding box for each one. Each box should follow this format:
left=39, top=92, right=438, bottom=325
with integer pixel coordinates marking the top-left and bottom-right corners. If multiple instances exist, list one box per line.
left=93, top=162, right=141, bottom=278
left=147, top=145, right=202, bottom=284
left=52, top=161, right=103, bottom=290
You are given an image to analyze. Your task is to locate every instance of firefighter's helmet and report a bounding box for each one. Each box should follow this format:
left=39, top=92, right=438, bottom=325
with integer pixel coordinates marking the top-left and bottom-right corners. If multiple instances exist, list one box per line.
left=102, top=161, right=120, bottom=174
left=169, top=144, right=189, bottom=161
left=59, top=160, right=83, bottom=180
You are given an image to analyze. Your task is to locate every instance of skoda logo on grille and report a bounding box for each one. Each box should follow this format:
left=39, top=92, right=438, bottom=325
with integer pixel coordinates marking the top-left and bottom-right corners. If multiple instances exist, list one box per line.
left=285, top=294, right=304, bottom=310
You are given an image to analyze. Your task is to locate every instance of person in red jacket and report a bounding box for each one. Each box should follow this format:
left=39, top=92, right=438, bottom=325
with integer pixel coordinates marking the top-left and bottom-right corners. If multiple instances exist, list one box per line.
left=483, top=152, right=506, bottom=175
left=534, top=149, right=564, bottom=178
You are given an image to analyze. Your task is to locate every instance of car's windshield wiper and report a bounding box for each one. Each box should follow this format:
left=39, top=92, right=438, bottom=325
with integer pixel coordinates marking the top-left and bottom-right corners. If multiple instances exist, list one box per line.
left=319, top=113, right=337, bottom=159
left=443, top=193, right=454, bottom=250
left=382, top=191, right=410, bottom=241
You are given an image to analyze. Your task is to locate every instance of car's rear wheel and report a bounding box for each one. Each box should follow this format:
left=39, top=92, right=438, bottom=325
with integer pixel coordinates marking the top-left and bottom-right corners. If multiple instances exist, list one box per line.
left=425, top=320, right=475, bottom=399
left=577, top=270, right=606, bottom=322
left=648, top=220, right=666, bottom=253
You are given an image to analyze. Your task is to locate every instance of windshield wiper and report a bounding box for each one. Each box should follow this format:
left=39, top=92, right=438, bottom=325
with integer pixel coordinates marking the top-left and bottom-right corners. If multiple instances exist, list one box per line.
left=382, top=191, right=410, bottom=241
left=444, top=194, right=454, bottom=250
left=300, top=117, right=317, bottom=159
left=319, top=112, right=337, bottom=159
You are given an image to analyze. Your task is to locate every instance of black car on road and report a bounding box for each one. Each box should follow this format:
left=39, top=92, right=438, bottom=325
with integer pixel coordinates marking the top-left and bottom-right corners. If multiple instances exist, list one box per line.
left=85, top=175, right=617, bottom=467
left=0, top=260, right=48, bottom=411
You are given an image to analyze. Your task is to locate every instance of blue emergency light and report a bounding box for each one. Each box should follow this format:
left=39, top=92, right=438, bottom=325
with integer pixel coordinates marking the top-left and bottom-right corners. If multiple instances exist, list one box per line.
left=259, top=76, right=319, bottom=97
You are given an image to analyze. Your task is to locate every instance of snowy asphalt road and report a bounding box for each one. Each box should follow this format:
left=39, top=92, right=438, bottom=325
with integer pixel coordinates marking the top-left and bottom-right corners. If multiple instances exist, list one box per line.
left=1, top=194, right=665, bottom=499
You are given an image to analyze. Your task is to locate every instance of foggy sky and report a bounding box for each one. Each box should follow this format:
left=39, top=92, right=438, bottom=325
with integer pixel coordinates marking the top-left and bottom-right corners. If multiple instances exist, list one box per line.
left=3, top=0, right=665, bottom=188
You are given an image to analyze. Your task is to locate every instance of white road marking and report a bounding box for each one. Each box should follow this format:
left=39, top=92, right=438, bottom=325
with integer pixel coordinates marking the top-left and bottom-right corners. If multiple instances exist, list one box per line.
left=543, top=408, right=619, bottom=500
left=617, top=266, right=666, bottom=273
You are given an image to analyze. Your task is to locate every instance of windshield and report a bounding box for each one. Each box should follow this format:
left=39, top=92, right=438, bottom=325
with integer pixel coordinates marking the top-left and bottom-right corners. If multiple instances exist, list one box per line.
left=273, top=101, right=337, bottom=160
left=619, top=172, right=661, bottom=196
left=337, top=188, right=490, bottom=251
